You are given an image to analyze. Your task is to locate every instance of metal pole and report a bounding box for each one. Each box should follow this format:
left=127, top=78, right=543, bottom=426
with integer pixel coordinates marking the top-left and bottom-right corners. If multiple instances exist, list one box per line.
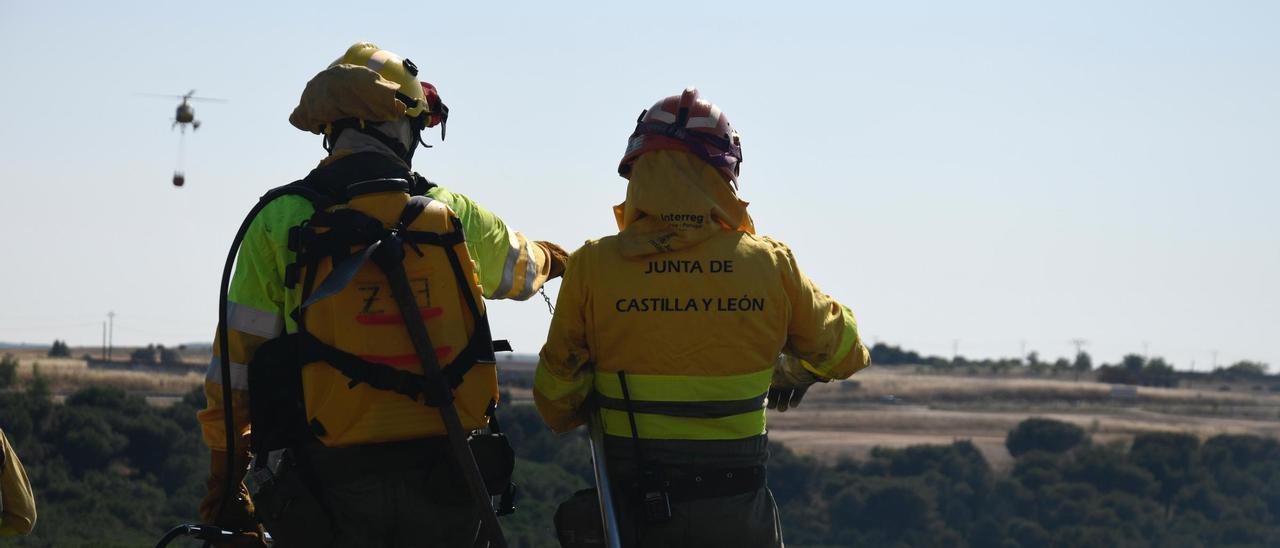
left=587, top=412, right=623, bottom=548
left=107, top=311, right=115, bottom=361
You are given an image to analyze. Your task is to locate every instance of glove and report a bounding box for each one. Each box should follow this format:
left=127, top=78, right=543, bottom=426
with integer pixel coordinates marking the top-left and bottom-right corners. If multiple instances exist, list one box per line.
left=199, top=450, right=268, bottom=548
left=768, top=355, right=823, bottom=413
left=536, top=241, right=570, bottom=280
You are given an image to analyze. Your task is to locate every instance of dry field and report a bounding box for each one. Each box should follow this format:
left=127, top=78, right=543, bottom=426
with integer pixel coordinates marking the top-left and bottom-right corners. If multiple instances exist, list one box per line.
left=768, top=368, right=1280, bottom=470
left=4, top=349, right=204, bottom=399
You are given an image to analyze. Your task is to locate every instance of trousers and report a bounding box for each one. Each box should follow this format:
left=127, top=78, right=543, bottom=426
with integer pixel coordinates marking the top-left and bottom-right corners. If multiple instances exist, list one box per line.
left=615, top=486, right=784, bottom=548
left=264, top=439, right=482, bottom=548
left=317, top=468, right=480, bottom=548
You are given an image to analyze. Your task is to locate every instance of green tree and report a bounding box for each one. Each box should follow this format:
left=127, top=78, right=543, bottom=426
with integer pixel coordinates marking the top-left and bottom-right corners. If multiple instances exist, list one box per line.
left=131, top=344, right=158, bottom=364
left=1143, top=357, right=1178, bottom=387
left=48, top=339, right=71, bottom=357
left=1121, top=354, right=1146, bottom=374
left=1064, top=444, right=1156, bottom=497
left=1006, top=418, right=1086, bottom=457
left=1225, top=361, right=1269, bottom=377
left=29, top=362, right=50, bottom=399
left=1129, top=432, right=1201, bottom=514
left=0, top=353, right=17, bottom=387
left=1073, top=351, right=1093, bottom=381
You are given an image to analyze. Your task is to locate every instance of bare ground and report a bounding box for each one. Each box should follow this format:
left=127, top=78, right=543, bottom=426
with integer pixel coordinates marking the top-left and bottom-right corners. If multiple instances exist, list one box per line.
left=6, top=352, right=204, bottom=397
left=766, top=368, right=1280, bottom=470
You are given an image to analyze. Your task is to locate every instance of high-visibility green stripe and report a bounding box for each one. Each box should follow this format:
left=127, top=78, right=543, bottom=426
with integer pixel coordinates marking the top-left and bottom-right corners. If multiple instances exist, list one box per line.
left=599, top=407, right=766, bottom=441
left=594, top=368, right=773, bottom=403
left=808, top=305, right=858, bottom=378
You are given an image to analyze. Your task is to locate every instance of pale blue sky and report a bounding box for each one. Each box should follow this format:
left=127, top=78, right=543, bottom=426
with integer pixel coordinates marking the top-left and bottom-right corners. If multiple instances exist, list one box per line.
left=0, top=1, right=1276, bottom=369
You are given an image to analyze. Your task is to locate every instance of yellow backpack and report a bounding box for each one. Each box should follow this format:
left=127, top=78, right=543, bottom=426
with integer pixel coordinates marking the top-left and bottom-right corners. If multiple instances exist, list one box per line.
left=282, top=178, right=499, bottom=448
left=219, top=175, right=510, bottom=545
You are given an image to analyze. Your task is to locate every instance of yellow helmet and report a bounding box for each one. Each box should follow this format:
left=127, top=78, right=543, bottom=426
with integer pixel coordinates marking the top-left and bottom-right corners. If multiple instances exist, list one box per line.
left=331, top=43, right=428, bottom=120
left=291, top=42, right=448, bottom=137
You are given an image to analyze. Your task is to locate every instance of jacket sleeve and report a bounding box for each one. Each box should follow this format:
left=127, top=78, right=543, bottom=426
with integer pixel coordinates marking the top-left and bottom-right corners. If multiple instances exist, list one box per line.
left=0, top=430, right=36, bottom=537
left=197, top=208, right=290, bottom=454
left=431, top=188, right=552, bottom=301
left=533, top=244, right=595, bottom=432
left=774, top=239, right=870, bottom=381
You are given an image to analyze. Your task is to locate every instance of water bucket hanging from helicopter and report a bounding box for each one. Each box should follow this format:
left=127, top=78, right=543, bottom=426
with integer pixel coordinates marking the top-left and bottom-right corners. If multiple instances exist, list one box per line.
left=139, top=90, right=226, bottom=186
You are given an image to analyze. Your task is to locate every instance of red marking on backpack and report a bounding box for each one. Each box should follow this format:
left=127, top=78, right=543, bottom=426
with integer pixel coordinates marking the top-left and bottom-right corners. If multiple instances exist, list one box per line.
left=355, top=307, right=443, bottom=325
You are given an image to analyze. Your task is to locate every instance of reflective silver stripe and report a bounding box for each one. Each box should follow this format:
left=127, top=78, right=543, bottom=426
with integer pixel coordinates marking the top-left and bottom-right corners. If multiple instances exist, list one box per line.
left=493, top=231, right=523, bottom=298
left=367, top=49, right=393, bottom=70
left=205, top=356, right=249, bottom=390
left=648, top=109, right=677, bottom=124
left=595, top=393, right=767, bottom=419
left=685, top=105, right=722, bottom=129
left=514, top=242, right=539, bottom=300
left=227, top=302, right=283, bottom=339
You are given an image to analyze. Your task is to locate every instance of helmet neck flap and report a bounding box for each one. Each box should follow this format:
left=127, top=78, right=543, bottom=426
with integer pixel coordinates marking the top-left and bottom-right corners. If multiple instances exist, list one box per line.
left=325, top=118, right=424, bottom=165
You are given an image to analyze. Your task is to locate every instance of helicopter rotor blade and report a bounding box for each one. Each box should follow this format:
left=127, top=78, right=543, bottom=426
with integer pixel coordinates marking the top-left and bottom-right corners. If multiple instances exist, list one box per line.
left=136, top=92, right=228, bottom=102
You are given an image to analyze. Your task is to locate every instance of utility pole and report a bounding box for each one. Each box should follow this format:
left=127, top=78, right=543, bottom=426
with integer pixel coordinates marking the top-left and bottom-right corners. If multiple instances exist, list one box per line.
left=1070, top=338, right=1088, bottom=356
left=107, top=311, right=115, bottom=362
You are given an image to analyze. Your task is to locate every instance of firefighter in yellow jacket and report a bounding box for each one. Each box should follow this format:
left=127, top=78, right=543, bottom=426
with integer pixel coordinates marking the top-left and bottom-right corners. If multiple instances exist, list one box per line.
left=534, top=87, right=870, bottom=547
left=1, top=428, right=36, bottom=537
left=198, top=43, right=568, bottom=547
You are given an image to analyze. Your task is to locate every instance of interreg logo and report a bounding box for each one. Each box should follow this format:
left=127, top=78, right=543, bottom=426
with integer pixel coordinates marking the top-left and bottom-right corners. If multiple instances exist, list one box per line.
left=660, top=213, right=705, bottom=225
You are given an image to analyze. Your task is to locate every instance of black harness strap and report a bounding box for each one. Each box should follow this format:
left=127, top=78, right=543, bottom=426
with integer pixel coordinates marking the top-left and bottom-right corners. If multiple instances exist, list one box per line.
left=295, top=331, right=487, bottom=406
left=368, top=202, right=507, bottom=546
left=285, top=202, right=492, bottom=403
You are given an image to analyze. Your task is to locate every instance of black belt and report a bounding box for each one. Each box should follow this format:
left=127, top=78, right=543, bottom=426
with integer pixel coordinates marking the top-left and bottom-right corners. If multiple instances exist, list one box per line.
left=627, top=465, right=766, bottom=504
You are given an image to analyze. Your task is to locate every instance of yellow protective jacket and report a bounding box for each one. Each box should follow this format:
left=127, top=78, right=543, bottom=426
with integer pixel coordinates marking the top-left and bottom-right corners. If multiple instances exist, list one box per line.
left=200, top=150, right=554, bottom=452
left=534, top=150, right=869, bottom=465
left=0, top=429, right=36, bottom=537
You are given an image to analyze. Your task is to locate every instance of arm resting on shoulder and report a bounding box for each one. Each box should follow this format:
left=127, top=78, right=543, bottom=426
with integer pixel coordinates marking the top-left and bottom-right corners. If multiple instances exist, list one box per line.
left=431, top=188, right=557, bottom=300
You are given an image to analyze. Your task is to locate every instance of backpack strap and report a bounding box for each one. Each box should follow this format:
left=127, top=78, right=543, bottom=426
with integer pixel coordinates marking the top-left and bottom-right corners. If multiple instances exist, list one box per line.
left=287, top=198, right=497, bottom=406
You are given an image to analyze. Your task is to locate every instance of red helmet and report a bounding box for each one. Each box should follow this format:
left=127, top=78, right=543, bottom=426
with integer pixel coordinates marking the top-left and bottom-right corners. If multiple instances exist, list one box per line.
left=618, top=87, right=743, bottom=185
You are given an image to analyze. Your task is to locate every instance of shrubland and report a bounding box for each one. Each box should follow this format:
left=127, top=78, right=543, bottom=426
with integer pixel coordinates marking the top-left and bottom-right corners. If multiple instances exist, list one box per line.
left=1, top=381, right=1278, bottom=547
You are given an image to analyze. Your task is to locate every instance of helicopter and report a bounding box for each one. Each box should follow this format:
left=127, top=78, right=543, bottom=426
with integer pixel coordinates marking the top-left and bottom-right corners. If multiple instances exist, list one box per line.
left=139, top=90, right=226, bottom=186
left=167, top=90, right=225, bottom=131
